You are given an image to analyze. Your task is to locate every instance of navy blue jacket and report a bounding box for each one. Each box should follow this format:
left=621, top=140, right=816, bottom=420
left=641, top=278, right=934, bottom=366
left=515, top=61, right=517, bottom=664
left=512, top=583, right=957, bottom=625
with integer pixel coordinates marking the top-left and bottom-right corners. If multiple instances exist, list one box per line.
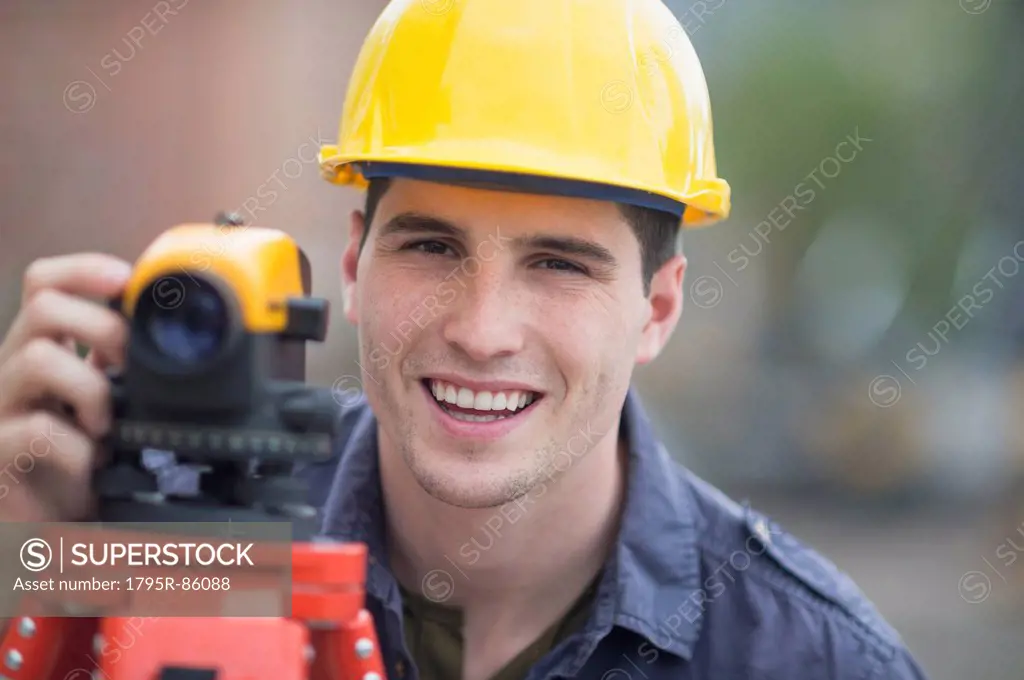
left=289, top=389, right=931, bottom=680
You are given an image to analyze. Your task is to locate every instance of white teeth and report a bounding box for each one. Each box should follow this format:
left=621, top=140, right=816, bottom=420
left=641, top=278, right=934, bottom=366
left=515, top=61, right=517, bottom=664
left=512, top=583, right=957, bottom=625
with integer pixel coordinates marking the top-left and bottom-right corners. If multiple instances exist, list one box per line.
left=428, top=380, right=539, bottom=413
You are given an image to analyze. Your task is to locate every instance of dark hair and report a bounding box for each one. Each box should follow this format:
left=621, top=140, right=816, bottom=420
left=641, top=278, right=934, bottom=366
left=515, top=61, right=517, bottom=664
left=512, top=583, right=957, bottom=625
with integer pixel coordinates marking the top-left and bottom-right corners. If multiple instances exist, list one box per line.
left=359, top=177, right=681, bottom=295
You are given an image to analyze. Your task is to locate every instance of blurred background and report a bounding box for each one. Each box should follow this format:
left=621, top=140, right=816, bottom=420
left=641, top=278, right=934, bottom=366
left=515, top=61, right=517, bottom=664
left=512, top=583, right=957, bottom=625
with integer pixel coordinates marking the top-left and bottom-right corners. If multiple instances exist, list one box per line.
left=2, top=0, right=1023, bottom=677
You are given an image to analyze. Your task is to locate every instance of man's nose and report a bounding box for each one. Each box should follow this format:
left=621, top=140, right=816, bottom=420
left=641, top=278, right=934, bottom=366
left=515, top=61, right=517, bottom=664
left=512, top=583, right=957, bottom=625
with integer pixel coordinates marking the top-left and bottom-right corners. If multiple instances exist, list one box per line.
left=440, top=266, right=525, bottom=361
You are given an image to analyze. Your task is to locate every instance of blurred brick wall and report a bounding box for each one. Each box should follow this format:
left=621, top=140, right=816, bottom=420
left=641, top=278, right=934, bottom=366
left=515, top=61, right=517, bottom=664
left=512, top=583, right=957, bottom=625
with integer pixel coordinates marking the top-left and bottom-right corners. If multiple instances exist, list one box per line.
left=0, top=0, right=387, bottom=382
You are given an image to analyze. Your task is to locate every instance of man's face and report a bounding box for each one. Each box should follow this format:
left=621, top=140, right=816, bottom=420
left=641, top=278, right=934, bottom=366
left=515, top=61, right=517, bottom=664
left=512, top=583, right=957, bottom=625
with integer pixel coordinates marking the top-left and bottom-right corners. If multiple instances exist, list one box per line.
left=341, top=178, right=683, bottom=509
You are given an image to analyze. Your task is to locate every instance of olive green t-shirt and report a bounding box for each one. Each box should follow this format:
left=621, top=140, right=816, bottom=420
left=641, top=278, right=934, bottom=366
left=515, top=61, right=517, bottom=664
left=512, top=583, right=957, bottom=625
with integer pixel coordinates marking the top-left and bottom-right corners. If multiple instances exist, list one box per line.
left=399, top=575, right=599, bottom=680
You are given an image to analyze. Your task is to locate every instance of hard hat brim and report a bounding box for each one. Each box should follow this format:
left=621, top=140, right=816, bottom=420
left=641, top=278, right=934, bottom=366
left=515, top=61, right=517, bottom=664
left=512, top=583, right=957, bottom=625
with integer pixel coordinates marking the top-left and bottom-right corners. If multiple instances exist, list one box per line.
left=319, top=146, right=730, bottom=228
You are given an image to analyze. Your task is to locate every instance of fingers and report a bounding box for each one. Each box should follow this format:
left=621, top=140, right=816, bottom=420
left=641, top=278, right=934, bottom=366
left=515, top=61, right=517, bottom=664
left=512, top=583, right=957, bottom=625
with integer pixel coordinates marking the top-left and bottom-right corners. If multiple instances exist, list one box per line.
left=0, top=253, right=132, bottom=523
left=0, top=411, right=96, bottom=521
left=4, top=288, right=128, bottom=370
left=0, top=338, right=112, bottom=438
left=21, top=252, right=133, bottom=305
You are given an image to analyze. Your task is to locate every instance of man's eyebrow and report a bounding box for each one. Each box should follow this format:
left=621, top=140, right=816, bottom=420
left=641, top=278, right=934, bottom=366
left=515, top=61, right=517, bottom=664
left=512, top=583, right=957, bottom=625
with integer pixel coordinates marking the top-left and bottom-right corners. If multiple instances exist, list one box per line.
left=376, top=212, right=467, bottom=240
left=376, top=212, right=618, bottom=268
left=515, top=235, right=618, bottom=268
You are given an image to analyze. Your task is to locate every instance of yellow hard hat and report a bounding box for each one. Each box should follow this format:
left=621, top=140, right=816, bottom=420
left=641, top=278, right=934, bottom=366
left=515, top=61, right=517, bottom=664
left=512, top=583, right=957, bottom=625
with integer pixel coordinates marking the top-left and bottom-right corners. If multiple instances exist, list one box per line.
left=318, top=0, right=730, bottom=228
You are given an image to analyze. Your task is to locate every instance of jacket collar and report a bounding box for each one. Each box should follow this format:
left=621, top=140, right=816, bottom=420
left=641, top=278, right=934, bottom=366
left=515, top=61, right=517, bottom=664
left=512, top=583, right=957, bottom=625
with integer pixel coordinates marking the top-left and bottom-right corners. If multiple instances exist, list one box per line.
left=601, top=389, right=704, bottom=659
left=317, top=388, right=705, bottom=660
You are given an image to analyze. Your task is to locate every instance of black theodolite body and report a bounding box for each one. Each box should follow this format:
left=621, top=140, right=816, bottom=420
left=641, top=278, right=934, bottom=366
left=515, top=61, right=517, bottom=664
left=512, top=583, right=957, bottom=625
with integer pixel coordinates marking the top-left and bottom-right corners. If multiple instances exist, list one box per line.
left=94, top=216, right=337, bottom=538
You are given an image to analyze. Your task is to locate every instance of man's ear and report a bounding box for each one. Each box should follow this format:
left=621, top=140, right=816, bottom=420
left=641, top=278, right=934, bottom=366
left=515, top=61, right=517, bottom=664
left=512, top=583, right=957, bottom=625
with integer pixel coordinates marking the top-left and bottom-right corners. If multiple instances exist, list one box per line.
left=341, top=209, right=365, bottom=325
left=635, top=253, right=687, bottom=365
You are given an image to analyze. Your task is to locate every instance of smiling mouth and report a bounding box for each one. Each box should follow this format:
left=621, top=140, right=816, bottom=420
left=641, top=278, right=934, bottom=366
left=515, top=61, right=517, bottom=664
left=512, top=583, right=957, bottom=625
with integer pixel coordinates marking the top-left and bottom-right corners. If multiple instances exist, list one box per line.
left=422, top=379, right=541, bottom=423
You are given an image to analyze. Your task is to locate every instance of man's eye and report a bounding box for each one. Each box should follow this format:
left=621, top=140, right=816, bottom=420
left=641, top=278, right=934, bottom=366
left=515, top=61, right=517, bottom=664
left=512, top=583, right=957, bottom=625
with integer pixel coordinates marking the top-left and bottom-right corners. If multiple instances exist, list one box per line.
left=535, top=258, right=586, bottom=274
left=406, top=240, right=452, bottom=256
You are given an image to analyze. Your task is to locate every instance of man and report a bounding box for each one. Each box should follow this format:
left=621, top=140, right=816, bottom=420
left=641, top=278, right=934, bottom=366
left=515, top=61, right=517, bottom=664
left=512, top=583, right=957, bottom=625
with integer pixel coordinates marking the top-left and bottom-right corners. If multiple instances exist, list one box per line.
left=0, top=0, right=929, bottom=678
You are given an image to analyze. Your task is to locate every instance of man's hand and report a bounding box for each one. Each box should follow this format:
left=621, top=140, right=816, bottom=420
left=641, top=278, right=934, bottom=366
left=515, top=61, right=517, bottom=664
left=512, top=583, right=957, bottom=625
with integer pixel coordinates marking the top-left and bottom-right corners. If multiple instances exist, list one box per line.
left=0, top=253, right=132, bottom=521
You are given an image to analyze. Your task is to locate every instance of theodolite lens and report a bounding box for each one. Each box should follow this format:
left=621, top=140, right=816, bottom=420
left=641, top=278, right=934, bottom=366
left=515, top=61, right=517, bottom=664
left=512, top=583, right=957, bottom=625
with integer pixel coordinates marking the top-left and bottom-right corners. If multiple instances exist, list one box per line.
left=135, top=275, right=230, bottom=366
